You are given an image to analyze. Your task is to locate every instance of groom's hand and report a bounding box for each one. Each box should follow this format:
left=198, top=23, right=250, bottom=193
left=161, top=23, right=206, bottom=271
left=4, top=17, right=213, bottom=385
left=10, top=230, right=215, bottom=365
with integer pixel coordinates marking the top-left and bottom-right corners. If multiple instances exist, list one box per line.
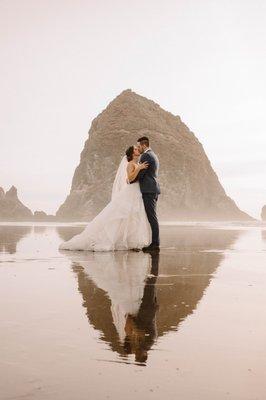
left=139, top=161, right=149, bottom=170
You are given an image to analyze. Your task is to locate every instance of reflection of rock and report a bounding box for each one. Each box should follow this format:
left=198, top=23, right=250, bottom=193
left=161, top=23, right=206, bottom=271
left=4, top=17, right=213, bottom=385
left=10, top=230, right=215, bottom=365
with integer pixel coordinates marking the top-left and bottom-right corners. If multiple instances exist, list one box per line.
left=60, top=226, right=240, bottom=364
left=0, top=186, right=33, bottom=221
left=56, top=225, right=85, bottom=242
left=0, top=225, right=32, bottom=254
left=261, top=206, right=266, bottom=221
left=160, top=225, right=238, bottom=251
left=261, top=230, right=266, bottom=243
left=56, top=89, right=252, bottom=221
left=124, top=252, right=159, bottom=363
left=33, top=225, right=47, bottom=234
left=66, top=251, right=151, bottom=359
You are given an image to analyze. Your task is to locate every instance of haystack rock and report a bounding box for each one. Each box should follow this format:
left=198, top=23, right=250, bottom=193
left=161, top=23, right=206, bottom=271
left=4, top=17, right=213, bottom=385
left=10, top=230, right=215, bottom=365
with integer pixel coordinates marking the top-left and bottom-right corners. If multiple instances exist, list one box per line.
left=0, top=185, right=33, bottom=221
left=56, top=89, right=252, bottom=221
left=261, top=206, right=266, bottom=221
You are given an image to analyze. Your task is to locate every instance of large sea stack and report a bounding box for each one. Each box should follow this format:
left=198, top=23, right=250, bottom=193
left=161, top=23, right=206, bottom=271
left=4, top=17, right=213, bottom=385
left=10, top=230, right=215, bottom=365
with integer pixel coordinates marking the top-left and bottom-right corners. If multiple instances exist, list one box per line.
left=56, top=89, right=252, bottom=221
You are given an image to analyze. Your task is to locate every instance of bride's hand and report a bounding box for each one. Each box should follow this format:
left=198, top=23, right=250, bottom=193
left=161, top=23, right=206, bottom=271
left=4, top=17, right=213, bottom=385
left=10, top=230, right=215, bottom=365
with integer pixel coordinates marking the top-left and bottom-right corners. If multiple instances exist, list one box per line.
left=139, top=161, right=149, bottom=170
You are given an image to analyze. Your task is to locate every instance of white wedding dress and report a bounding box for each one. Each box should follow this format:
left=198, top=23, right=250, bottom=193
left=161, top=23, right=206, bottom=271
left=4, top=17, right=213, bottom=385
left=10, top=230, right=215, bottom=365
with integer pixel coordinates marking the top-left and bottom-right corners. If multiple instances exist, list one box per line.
left=65, top=251, right=151, bottom=342
left=59, top=156, right=151, bottom=251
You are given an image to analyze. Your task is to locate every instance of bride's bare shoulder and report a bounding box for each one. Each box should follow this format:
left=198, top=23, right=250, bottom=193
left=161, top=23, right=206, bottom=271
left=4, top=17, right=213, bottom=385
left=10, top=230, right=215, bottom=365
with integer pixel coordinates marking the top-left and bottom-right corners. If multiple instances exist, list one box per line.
left=127, top=160, right=137, bottom=169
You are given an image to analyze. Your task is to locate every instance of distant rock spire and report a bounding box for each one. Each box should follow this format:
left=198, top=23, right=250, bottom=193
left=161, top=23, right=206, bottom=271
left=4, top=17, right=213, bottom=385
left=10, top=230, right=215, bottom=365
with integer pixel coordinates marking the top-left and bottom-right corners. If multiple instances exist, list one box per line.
left=0, top=185, right=33, bottom=221
left=6, top=185, right=18, bottom=199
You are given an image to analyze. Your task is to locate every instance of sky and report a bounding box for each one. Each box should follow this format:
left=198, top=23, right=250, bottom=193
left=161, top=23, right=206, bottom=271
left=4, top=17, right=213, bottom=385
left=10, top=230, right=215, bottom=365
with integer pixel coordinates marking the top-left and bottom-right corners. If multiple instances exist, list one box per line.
left=1, top=0, right=266, bottom=219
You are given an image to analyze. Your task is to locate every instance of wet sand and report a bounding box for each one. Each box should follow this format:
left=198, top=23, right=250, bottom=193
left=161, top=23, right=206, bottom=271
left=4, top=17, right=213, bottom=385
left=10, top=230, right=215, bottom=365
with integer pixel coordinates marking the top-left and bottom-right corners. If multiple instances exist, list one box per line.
left=0, top=223, right=266, bottom=400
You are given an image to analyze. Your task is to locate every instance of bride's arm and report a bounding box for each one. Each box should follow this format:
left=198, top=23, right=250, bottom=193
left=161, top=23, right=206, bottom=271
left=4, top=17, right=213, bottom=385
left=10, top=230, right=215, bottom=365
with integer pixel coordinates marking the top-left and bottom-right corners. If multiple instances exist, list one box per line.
left=127, top=162, right=148, bottom=182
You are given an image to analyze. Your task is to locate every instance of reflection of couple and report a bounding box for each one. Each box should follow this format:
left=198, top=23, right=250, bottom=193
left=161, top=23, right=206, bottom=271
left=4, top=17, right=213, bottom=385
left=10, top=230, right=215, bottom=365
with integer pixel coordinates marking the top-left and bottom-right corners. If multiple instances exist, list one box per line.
left=123, top=252, right=159, bottom=363
left=68, top=251, right=159, bottom=364
left=59, top=136, right=160, bottom=252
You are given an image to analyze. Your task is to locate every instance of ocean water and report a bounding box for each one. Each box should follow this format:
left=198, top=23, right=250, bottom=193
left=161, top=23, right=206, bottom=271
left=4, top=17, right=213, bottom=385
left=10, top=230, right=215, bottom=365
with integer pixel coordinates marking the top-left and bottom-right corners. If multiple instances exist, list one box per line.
left=0, top=222, right=266, bottom=399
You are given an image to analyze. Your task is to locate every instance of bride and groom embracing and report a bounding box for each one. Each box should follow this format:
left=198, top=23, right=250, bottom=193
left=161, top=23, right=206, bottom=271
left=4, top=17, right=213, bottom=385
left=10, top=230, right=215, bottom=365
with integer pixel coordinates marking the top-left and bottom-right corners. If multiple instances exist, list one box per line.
left=59, top=136, right=160, bottom=252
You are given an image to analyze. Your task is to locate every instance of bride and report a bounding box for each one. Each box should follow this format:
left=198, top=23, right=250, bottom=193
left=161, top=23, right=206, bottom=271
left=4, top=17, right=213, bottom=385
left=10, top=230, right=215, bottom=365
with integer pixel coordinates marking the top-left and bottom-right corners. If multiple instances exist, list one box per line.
left=59, top=145, right=151, bottom=251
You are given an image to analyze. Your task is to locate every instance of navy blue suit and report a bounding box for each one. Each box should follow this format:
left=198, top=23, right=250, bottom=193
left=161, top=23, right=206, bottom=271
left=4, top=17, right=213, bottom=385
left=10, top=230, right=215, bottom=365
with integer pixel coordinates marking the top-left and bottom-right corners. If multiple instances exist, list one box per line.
left=137, top=149, right=160, bottom=246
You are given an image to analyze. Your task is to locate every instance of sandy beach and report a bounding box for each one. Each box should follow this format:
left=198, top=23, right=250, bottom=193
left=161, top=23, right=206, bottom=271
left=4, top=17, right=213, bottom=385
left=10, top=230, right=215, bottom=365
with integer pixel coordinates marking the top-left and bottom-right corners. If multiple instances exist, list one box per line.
left=0, top=222, right=266, bottom=399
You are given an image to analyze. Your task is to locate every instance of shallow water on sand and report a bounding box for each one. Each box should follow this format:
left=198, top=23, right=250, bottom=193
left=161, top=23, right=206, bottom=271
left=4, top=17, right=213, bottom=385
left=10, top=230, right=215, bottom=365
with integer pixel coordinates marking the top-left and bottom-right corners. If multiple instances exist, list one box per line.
left=0, top=223, right=266, bottom=400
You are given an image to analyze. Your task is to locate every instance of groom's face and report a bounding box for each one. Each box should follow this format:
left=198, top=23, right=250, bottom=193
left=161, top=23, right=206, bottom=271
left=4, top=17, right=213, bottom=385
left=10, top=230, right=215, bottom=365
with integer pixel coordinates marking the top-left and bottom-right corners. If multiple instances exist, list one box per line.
left=137, top=142, right=144, bottom=154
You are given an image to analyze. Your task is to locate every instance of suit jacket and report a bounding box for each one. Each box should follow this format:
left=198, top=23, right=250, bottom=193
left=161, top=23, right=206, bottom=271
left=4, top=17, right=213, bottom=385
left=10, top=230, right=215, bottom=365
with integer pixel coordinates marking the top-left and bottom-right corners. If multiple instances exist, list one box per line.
left=137, top=149, right=160, bottom=194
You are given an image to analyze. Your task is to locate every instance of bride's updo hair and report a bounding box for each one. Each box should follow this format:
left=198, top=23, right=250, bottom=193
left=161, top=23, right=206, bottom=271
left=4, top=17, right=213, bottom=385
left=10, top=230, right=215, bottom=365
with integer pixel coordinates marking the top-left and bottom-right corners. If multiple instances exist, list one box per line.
left=126, top=146, right=134, bottom=162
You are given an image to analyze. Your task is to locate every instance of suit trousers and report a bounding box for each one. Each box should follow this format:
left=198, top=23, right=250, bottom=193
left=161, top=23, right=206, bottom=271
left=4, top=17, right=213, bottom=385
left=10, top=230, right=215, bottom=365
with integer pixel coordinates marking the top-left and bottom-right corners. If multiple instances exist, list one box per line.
left=142, top=193, right=160, bottom=246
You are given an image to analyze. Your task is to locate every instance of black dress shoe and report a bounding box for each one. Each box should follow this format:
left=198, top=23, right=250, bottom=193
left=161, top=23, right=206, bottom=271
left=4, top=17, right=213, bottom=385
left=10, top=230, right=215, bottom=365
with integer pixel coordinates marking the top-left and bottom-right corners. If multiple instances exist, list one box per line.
left=142, top=244, right=160, bottom=252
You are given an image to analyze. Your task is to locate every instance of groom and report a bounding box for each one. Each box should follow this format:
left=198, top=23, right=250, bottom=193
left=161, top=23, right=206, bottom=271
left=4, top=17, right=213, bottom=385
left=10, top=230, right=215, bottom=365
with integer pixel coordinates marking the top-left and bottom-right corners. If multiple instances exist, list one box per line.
left=136, top=136, right=160, bottom=252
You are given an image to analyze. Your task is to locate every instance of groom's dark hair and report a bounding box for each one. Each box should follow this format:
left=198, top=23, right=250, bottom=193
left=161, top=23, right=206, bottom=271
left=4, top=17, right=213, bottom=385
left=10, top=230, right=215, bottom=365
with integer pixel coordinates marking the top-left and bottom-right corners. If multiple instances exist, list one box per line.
left=137, top=136, right=149, bottom=147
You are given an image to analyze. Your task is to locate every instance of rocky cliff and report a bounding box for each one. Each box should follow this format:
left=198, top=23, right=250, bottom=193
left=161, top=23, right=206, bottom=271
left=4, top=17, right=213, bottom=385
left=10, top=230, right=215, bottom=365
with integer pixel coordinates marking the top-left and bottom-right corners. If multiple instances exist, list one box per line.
left=56, top=89, right=252, bottom=221
left=0, top=186, right=33, bottom=221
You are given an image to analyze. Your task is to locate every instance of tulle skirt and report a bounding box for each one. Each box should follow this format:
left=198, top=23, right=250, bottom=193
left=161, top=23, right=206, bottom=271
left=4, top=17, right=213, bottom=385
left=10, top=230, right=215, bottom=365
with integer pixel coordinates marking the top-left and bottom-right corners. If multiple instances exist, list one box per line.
left=58, top=182, right=151, bottom=251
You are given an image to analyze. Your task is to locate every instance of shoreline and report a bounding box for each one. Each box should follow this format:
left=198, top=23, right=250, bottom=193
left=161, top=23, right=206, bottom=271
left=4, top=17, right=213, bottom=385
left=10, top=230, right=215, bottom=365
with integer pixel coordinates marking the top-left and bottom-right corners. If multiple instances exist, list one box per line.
left=0, top=220, right=265, bottom=228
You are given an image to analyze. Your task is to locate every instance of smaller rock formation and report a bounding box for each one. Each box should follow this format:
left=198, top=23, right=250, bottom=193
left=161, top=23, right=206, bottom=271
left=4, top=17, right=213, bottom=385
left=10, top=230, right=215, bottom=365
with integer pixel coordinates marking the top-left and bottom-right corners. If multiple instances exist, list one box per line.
left=33, top=211, right=47, bottom=220
left=261, top=205, right=266, bottom=221
left=33, top=210, right=55, bottom=221
left=0, top=186, right=33, bottom=221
